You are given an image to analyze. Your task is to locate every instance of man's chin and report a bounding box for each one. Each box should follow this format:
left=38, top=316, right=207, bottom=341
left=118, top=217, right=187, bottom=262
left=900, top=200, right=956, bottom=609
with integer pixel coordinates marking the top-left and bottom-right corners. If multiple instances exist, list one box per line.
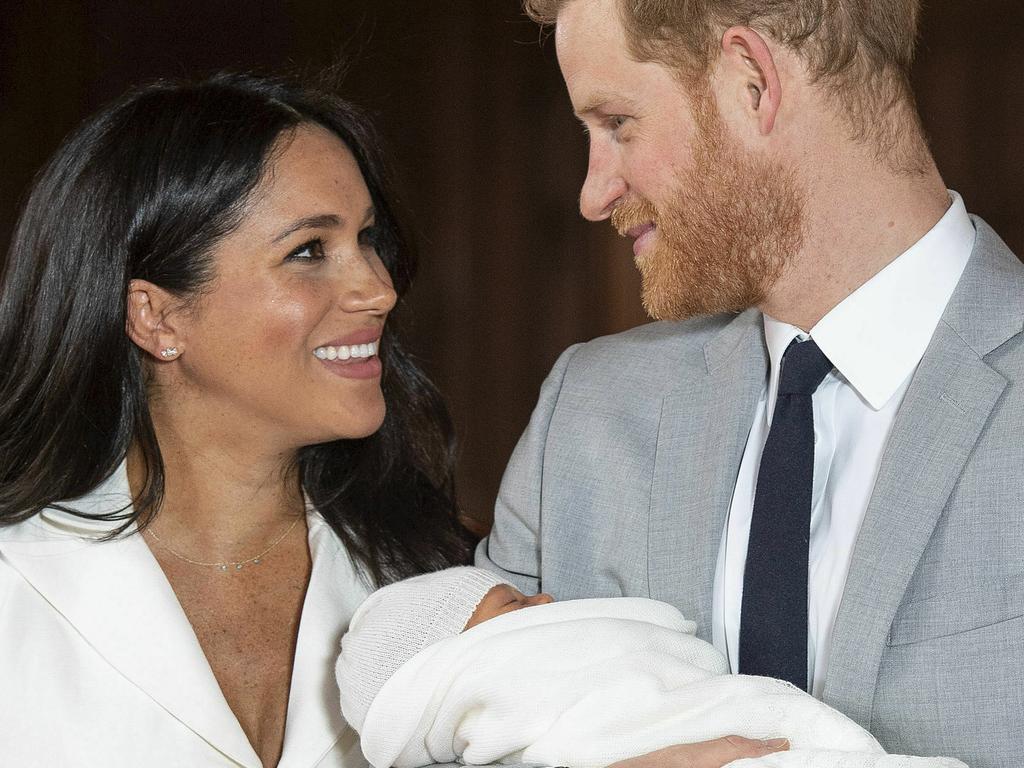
left=639, top=277, right=704, bottom=322
left=641, top=294, right=747, bottom=323
left=630, top=204, right=798, bottom=321
left=639, top=269, right=765, bottom=322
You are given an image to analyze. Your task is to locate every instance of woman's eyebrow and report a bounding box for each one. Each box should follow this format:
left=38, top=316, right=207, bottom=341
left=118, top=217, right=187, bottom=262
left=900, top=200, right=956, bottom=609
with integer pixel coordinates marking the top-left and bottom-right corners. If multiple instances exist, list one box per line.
left=273, top=213, right=342, bottom=243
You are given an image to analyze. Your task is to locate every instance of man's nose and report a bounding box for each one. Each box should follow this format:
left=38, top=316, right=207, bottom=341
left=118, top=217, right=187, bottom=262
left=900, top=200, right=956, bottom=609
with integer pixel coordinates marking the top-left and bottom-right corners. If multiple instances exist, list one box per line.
left=579, top=144, right=626, bottom=221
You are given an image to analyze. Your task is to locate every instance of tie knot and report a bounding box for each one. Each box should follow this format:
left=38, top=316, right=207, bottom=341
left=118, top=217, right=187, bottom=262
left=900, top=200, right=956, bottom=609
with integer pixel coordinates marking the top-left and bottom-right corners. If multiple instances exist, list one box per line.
left=778, top=339, right=833, bottom=396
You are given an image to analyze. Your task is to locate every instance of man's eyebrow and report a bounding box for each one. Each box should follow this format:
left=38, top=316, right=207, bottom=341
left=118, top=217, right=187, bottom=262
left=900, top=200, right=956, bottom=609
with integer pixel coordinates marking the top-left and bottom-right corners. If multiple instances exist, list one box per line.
left=272, top=214, right=342, bottom=243
left=574, top=92, right=634, bottom=119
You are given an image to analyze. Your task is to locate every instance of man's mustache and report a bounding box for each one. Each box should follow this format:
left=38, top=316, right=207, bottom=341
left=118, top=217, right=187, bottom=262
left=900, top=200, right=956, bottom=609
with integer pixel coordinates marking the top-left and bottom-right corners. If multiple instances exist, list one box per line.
left=611, top=197, right=659, bottom=238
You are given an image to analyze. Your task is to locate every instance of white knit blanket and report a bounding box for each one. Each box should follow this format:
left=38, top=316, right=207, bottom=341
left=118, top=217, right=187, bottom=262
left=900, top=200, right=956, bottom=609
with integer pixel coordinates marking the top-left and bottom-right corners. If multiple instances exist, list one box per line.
left=355, top=598, right=966, bottom=768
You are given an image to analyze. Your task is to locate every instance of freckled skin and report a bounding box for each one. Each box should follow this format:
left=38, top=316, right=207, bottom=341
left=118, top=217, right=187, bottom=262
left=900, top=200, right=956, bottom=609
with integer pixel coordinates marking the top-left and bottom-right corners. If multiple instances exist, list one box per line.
left=166, top=125, right=397, bottom=450
left=154, top=531, right=311, bottom=768
left=145, top=125, right=398, bottom=768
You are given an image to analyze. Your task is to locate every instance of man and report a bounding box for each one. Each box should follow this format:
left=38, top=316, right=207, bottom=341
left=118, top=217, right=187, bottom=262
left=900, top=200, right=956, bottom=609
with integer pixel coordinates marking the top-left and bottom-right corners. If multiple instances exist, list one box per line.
left=477, top=1, right=1024, bottom=766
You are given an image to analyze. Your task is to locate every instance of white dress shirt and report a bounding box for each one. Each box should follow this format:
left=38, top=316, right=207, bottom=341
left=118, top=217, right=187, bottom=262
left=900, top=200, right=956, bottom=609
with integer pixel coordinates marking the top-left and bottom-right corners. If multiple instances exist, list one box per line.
left=0, top=464, right=372, bottom=767
left=712, top=191, right=976, bottom=697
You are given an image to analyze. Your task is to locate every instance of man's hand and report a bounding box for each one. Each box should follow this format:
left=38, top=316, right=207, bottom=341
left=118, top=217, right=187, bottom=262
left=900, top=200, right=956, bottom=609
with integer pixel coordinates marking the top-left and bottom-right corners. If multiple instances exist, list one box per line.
left=606, top=736, right=790, bottom=768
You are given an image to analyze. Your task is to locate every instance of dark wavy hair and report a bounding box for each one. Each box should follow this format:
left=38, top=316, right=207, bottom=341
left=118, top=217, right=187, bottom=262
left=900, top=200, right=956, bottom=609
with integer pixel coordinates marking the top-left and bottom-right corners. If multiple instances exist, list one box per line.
left=0, top=73, right=475, bottom=586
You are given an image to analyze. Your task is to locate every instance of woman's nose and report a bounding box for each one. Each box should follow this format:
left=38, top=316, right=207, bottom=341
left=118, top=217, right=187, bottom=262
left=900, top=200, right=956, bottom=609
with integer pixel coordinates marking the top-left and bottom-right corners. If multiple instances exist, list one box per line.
left=338, top=257, right=398, bottom=315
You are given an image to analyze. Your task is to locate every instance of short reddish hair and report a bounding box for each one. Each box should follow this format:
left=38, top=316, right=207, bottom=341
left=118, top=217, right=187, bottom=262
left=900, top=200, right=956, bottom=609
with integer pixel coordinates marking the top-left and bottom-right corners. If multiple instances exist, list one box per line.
left=526, top=0, right=926, bottom=169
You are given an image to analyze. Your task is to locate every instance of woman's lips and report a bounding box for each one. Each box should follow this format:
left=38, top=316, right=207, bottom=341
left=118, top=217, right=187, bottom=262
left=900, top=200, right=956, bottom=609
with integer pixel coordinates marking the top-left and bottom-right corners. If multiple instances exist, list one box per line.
left=319, top=355, right=382, bottom=380
left=313, top=338, right=382, bottom=380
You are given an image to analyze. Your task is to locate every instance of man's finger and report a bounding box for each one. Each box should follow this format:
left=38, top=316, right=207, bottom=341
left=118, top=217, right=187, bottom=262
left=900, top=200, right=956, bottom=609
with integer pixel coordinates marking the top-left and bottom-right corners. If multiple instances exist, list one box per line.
left=705, top=735, right=790, bottom=765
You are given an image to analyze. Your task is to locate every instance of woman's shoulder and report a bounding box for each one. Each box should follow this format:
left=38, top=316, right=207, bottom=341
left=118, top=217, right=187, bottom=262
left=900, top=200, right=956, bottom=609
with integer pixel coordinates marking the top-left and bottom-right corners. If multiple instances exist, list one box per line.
left=1, top=462, right=134, bottom=544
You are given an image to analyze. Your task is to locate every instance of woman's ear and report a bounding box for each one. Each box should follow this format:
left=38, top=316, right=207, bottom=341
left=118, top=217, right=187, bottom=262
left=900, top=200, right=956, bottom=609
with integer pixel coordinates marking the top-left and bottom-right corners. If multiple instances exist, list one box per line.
left=719, top=26, right=783, bottom=135
left=126, top=279, right=185, bottom=361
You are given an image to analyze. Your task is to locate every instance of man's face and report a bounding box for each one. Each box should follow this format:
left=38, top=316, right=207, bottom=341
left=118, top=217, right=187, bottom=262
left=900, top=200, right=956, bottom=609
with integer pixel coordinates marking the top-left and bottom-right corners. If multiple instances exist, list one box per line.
left=556, top=0, right=804, bottom=320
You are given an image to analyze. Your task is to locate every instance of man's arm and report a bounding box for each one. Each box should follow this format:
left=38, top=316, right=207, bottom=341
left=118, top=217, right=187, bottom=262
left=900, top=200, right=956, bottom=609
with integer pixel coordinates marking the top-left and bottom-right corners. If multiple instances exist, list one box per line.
left=471, top=347, right=792, bottom=768
left=474, top=343, right=582, bottom=594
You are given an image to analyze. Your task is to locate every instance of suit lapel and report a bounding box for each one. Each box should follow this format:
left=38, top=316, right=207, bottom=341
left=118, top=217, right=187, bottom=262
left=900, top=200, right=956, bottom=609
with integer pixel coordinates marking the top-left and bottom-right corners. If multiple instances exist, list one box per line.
left=824, top=218, right=1024, bottom=725
left=2, top=468, right=261, bottom=767
left=649, top=310, right=768, bottom=640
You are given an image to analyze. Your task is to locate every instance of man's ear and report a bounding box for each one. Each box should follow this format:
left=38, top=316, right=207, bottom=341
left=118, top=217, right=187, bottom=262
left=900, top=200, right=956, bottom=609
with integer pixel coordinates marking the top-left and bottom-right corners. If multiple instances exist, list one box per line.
left=719, top=26, right=783, bottom=135
left=126, top=279, right=186, bottom=361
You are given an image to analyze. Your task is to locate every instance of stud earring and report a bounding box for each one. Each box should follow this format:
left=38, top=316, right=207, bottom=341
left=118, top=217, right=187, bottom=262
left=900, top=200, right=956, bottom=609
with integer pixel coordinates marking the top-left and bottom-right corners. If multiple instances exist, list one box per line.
left=159, top=347, right=179, bottom=359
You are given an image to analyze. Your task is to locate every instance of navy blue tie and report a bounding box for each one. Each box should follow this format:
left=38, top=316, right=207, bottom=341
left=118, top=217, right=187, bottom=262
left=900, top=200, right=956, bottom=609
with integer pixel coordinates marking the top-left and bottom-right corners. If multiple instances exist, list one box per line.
left=739, top=338, right=834, bottom=691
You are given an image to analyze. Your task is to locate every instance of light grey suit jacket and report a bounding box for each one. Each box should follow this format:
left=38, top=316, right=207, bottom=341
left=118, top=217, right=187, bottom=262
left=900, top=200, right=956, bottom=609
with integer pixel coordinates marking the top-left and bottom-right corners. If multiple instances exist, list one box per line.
left=477, top=218, right=1024, bottom=768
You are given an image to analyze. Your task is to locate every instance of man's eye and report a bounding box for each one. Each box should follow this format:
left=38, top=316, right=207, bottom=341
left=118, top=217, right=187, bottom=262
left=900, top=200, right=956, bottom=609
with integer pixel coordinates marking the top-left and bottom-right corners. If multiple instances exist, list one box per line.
left=285, top=238, right=326, bottom=262
left=607, top=115, right=628, bottom=131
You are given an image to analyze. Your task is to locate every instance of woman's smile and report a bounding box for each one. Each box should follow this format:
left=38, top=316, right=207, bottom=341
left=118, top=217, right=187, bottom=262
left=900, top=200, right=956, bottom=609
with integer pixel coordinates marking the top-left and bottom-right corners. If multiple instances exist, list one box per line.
left=313, top=334, right=383, bottom=379
left=159, top=125, right=399, bottom=446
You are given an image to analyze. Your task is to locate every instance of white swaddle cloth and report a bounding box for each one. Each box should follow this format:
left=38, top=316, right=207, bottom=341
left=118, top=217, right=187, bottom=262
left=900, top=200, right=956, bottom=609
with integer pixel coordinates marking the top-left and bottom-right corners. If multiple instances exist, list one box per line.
left=341, top=597, right=965, bottom=768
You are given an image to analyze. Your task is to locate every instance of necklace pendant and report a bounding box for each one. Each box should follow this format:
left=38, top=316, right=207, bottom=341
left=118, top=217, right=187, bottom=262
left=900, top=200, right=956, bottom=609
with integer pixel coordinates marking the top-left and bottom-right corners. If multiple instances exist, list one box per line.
left=217, top=564, right=229, bottom=572
left=235, top=563, right=244, bottom=570
left=252, top=558, right=261, bottom=565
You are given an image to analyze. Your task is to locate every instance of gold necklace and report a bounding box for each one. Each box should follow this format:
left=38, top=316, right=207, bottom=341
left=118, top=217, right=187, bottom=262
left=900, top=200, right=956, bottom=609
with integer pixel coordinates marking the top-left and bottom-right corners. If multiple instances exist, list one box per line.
left=146, top=516, right=302, bottom=573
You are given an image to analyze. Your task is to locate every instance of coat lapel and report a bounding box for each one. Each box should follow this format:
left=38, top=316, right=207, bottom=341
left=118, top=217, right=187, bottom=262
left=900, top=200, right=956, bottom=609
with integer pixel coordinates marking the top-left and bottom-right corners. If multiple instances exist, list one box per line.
left=2, top=467, right=261, bottom=767
left=4, top=466, right=373, bottom=767
left=824, top=218, right=1024, bottom=725
left=278, top=514, right=369, bottom=768
left=649, top=310, right=768, bottom=640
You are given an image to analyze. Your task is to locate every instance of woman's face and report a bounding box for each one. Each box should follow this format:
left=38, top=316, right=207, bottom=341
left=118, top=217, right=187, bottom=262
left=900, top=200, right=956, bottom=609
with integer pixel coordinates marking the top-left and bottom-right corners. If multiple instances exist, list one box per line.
left=166, top=124, right=397, bottom=447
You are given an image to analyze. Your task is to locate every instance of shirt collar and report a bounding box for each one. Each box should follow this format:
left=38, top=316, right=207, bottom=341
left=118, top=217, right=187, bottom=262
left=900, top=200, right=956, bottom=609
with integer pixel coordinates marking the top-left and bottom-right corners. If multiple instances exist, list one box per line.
left=764, top=190, right=976, bottom=410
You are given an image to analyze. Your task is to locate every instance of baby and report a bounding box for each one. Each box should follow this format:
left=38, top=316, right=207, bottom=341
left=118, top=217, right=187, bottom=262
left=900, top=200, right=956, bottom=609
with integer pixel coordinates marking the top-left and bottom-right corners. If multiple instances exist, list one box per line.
left=337, top=567, right=965, bottom=768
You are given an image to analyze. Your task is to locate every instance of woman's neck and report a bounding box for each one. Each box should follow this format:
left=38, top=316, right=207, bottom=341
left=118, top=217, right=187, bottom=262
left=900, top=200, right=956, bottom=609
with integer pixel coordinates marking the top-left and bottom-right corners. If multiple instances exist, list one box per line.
left=128, top=403, right=306, bottom=554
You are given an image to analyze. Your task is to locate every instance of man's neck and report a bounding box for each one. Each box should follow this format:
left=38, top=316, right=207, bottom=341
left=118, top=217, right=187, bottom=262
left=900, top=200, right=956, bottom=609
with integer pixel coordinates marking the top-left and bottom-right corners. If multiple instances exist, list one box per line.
left=760, top=147, right=952, bottom=332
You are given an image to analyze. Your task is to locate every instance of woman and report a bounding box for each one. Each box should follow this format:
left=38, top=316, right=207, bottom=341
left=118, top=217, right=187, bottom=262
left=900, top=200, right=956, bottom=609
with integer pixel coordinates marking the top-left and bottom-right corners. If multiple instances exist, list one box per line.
left=0, top=73, right=474, bottom=767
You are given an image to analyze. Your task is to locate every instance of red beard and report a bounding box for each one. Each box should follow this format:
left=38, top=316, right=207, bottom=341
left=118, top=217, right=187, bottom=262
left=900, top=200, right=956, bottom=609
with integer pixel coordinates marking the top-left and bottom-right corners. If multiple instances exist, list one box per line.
left=612, top=95, right=805, bottom=321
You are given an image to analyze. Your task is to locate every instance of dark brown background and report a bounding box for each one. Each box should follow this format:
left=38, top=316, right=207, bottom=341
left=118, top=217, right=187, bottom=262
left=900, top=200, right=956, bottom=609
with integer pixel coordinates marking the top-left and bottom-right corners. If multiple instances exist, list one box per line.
left=2, top=1, right=1021, bottom=529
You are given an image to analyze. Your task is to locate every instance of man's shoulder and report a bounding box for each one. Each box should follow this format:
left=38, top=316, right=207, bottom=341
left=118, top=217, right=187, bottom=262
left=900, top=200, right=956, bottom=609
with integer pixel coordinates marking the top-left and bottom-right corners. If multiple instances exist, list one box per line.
left=965, top=215, right=1023, bottom=289
left=563, top=312, right=744, bottom=380
left=945, top=216, right=1024, bottom=363
left=587, top=313, right=733, bottom=349
left=545, top=312, right=756, bottom=406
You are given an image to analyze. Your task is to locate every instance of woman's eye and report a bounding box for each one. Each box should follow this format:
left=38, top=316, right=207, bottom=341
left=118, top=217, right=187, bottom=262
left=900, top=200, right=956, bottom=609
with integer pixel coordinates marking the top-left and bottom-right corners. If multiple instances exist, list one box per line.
left=358, top=224, right=383, bottom=250
left=285, top=238, right=326, bottom=262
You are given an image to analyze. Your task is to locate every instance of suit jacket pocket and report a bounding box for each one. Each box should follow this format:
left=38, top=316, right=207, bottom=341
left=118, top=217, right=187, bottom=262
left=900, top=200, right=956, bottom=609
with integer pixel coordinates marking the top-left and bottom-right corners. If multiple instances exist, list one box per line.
left=887, top=571, right=1024, bottom=646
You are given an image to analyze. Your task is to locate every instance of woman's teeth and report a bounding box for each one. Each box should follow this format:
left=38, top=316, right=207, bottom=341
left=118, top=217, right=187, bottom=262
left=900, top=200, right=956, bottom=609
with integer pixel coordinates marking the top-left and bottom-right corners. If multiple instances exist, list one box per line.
left=313, top=341, right=378, bottom=361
